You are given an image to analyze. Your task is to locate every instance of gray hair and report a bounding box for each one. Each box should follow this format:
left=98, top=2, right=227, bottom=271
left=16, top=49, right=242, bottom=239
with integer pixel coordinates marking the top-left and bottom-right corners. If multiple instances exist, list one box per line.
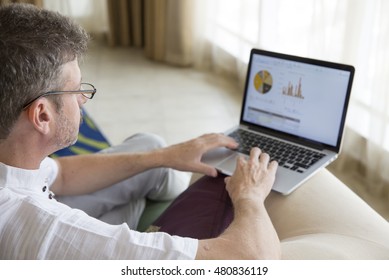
left=0, top=3, right=90, bottom=139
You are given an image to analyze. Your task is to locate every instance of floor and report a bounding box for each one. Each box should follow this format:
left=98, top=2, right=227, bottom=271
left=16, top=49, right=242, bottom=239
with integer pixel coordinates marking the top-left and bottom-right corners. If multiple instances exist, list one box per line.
left=81, top=44, right=241, bottom=147
left=81, top=43, right=389, bottom=221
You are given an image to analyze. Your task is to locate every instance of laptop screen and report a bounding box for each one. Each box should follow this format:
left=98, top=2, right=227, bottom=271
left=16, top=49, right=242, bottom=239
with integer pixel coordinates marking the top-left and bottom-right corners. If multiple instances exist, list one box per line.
left=241, top=50, right=354, bottom=149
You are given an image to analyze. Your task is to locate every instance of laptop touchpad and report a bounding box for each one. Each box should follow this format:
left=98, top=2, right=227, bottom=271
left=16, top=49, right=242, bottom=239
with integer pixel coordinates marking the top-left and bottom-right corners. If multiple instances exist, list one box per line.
left=217, top=153, right=248, bottom=176
left=201, top=147, right=235, bottom=167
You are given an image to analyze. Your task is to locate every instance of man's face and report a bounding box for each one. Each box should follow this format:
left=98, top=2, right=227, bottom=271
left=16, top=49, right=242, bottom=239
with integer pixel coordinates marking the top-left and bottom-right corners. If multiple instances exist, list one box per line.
left=53, top=59, right=87, bottom=149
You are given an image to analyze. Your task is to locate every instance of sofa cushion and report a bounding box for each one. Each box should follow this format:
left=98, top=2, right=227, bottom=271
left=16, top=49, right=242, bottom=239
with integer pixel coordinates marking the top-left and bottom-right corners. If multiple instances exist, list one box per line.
left=266, top=169, right=389, bottom=259
left=281, top=233, right=389, bottom=259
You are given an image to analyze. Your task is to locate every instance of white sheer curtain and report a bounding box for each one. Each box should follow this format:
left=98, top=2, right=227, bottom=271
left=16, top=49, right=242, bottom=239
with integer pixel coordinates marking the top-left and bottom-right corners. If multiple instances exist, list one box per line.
left=193, top=0, right=389, bottom=197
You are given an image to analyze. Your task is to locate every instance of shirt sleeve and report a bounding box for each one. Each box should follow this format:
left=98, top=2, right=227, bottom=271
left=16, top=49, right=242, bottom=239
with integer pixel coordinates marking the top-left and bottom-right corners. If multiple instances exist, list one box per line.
left=39, top=206, right=199, bottom=259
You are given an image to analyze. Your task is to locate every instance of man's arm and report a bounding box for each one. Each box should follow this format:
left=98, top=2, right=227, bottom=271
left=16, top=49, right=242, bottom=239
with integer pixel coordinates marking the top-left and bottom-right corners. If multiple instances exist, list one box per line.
left=51, top=133, right=238, bottom=196
left=51, top=151, right=162, bottom=196
left=196, top=148, right=281, bottom=259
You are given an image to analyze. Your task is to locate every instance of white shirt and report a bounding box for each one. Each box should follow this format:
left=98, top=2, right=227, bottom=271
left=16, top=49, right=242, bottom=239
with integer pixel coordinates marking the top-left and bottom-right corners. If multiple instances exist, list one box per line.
left=0, top=158, right=198, bottom=259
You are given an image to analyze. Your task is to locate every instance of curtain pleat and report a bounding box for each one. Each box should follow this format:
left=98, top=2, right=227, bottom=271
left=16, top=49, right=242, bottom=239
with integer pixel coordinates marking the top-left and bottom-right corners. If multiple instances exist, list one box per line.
left=144, top=0, right=166, bottom=61
left=106, top=0, right=193, bottom=66
left=165, top=0, right=193, bottom=65
left=130, top=0, right=143, bottom=47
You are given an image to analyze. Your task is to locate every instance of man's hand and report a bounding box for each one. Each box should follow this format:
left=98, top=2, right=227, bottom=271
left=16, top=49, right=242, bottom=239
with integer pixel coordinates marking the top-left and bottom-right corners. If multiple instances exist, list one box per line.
left=196, top=147, right=280, bottom=260
left=225, top=147, right=278, bottom=205
left=158, top=133, right=238, bottom=177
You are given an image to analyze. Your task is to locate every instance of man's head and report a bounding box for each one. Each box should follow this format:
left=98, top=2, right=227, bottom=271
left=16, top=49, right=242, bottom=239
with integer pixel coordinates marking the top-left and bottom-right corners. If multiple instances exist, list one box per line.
left=0, top=3, right=90, bottom=140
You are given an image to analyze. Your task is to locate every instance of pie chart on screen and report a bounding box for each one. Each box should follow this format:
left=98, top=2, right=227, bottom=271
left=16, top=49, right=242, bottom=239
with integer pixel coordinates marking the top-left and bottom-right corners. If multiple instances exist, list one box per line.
left=254, top=70, right=273, bottom=94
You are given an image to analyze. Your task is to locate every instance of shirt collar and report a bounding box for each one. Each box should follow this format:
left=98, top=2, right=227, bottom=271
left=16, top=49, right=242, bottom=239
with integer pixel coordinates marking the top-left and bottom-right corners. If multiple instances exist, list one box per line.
left=0, top=161, right=49, bottom=192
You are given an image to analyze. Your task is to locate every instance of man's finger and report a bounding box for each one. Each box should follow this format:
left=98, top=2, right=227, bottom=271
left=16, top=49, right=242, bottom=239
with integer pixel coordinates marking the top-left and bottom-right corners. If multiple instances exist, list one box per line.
left=202, top=133, right=239, bottom=150
left=268, top=160, right=279, bottom=174
left=259, top=152, right=270, bottom=165
left=249, top=147, right=261, bottom=163
left=196, top=162, right=218, bottom=177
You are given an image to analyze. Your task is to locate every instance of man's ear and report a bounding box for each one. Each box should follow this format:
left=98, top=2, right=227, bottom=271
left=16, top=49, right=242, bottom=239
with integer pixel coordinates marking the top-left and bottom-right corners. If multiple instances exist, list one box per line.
left=26, top=99, right=54, bottom=135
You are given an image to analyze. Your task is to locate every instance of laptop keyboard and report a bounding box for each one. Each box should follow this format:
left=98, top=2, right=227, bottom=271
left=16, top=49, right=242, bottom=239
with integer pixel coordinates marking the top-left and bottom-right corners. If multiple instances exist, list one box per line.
left=228, top=129, right=326, bottom=173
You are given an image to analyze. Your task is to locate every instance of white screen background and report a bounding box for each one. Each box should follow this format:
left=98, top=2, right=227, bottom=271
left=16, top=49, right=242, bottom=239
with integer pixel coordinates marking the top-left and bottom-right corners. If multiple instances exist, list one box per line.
left=243, top=54, right=351, bottom=146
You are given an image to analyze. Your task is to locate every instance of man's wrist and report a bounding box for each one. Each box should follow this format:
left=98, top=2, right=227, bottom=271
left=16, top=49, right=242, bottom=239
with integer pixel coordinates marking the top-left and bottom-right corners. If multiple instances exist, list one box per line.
left=232, top=198, right=265, bottom=216
left=150, top=147, right=168, bottom=168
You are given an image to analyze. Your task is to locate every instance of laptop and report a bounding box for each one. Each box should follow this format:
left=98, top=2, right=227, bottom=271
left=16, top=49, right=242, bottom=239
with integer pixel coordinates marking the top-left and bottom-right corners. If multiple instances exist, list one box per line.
left=202, top=48, right=355, bottom=195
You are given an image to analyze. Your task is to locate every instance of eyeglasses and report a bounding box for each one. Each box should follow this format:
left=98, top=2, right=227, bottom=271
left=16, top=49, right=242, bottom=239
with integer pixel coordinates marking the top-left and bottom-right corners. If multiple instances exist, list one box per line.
left=22, top=82, right=96, bottom=110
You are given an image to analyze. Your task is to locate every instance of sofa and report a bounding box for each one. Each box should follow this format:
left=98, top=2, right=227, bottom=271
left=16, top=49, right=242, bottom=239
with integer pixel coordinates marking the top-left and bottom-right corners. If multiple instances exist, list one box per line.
left=265, top=168, right=389, bottom=259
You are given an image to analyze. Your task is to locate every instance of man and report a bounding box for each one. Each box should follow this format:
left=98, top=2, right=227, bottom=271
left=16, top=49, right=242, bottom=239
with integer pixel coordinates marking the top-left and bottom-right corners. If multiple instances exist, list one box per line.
left=0, top=3, right=280, bottom=259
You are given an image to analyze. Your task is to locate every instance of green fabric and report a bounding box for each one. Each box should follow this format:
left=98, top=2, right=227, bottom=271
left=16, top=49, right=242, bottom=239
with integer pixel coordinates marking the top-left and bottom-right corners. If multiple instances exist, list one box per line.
left=137, top=200, right=172, bottom=232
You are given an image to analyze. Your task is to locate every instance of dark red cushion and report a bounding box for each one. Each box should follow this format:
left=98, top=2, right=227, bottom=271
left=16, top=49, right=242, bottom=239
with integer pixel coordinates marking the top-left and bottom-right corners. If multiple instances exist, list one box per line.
left=151, top=174, right=233, bottom=239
